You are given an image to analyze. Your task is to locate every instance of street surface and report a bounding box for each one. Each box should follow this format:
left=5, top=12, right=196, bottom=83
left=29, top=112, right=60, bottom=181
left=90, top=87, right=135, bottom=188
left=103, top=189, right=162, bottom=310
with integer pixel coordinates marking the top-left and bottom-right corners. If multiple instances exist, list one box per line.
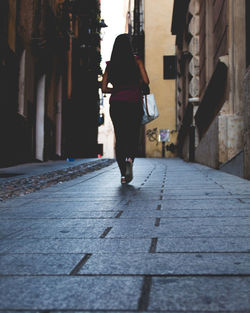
left=0, top=158, right=250, bottom=312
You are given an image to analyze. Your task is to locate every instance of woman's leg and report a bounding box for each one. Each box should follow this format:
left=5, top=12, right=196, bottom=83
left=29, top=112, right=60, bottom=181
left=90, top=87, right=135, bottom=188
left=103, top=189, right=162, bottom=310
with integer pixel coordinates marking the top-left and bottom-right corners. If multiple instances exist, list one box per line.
left=110, top=102, right=127, bottom=176
left=110, top=101, right=142, bottom=178
left=124, top=102, right=143, bottom=161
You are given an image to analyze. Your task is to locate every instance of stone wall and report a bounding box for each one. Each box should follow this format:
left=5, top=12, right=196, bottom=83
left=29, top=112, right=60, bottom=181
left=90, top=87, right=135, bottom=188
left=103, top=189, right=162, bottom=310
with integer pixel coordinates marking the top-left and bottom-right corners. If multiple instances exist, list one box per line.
left=244, top=68, right=250, bottom=179
left=195, top=117, right=219, bottom=169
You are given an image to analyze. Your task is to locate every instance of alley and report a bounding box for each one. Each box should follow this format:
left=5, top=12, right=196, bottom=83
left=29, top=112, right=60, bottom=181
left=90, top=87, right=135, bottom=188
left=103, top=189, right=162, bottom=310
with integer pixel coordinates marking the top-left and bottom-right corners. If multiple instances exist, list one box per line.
left=0, top=158, right=250, bottom=312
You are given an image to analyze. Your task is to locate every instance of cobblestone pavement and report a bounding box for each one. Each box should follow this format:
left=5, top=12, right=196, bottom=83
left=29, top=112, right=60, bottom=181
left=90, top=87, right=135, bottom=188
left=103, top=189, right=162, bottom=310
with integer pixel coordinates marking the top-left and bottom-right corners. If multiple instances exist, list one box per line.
left=0, top=158, right=250, bottom=312
left=0, top=158, right=115, bottom=201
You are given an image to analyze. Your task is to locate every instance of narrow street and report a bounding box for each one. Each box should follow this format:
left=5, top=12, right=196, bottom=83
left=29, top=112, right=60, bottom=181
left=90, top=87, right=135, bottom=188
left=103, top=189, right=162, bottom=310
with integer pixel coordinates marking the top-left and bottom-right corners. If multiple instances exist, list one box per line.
left=0, top=158, right=250, bottom=312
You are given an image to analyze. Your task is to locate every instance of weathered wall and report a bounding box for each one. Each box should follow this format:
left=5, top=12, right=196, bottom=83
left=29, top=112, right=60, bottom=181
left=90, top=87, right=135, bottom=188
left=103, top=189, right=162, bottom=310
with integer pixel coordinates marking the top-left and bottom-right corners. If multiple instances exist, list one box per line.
left=243, top=68, right=250, bottom=179
left=17, top=0, right=34, bottom=46
left=8, top=0, right=16, bottom=52
left=218, top=113, right=244, bottom=165
left=195, top=117, right=219, bottom=169
left=144, top=0, right=177, bottom=158
left=182, top=134, right=190, bottom=162
left=217, top=0, right=245, bottom=172
left=194, top=0, right=246, bottom=176
left=220, top=151, right=244, bottom=177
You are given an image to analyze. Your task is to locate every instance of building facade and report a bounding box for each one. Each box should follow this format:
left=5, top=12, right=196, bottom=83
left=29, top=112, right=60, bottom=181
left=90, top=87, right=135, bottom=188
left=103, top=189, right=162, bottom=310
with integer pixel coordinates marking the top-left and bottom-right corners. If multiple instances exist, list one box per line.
left=0, top=0, right=102, bottom=167
left=144, top=0, right=177, bottom=158
left=172, top=0, right=250, bottom=179
left=128, top=0, right=177, bottom=158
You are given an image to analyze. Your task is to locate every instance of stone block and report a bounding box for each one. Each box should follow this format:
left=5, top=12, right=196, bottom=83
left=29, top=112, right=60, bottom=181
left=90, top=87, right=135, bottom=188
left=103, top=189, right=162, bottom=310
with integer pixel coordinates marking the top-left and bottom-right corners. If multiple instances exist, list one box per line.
left=0, top=277, right=142, bottom=310
left=189, top=56, right=199, bottom=76
left=161, top=198, right=248, bottom=210
left=155, top=224, right=250, bottom=238
left=189, top=77, right=199, bottom=97
left=189, top=0, right=200, bottom=16
left=78, top=252, right=250, bottom=275
left=188, top=37, right=199, bottom=56
left=160, top=216, right=250, bottom=226
left=0, top=253, right=83, bottom=275
left=157, top=236, right=250, bottom=253
left=149, top=277, right=250, bottom=311
left=122, top=208, right=250, bottom=218
left=1, top=238, right=151, bottom=254
left=12, top=220, right=110, bottom=239
left=188, top=16, right=200, bottom=36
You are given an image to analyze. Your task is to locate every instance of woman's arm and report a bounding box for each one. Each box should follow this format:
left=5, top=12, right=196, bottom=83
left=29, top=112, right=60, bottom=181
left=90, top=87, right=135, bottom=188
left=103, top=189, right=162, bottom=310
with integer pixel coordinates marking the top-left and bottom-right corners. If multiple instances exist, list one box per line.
left=136, top=58, right=150, bottom=85
left=101, top=68, right=113, bottom=93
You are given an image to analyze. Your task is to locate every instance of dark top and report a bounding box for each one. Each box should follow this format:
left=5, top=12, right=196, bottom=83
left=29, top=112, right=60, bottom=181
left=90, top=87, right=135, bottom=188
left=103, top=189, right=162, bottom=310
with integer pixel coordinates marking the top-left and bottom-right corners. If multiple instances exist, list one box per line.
left=107, top=57, right=142, bottom=104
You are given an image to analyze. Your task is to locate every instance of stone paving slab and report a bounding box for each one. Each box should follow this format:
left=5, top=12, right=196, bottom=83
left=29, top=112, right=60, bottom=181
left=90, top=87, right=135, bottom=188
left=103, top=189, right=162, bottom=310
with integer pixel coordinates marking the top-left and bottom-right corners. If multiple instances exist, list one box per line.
left=225, top=186, right=250, bottom=194
left=0, top=221, right=32, bottom=240
left=28, top=196, right=124, bottom=202
left=106, top=224, right=250, bottom=238
left=1, top=158, right=250, bottom=312
left=121, top=208, right=250, bottom=218
left=159, top=216, right=250, bottom=226
left=77, top=252, right=250, bottom=275
left=0, top=198, right=34, bottom=208
left=0, top=253, right=83, bottom=275
left=0, top=238, right=151, bottom=254
left=42, top=311, right=185, bottom=313
left=0, top=210, right=117, bottom=219
left=3, top=219, right=154, bottom=240
left=155, top=224, right=250, bottom=238
left=119, top=200, right=162, bottom=209
left=0, top=276, right=143, bottom=311
left=162, top=195, right=246, bottom=200
left=164, top=189, right=231, bottom=196
left=38, top=191, right=123, bottom=198
left=11, top=200, right=122, bottom=211
left=0, top=309, right=201, bottom=313
left=161, top=198, right=250, bottom=209
left=157, top=236, right=250, bottom=252
left=40, top=310, right=237, bottom=313
left=8, top=222, right=109, bottom=240
left=149, top=277, right=250, bottom=312
left=52, top=311, right=172, bottom=313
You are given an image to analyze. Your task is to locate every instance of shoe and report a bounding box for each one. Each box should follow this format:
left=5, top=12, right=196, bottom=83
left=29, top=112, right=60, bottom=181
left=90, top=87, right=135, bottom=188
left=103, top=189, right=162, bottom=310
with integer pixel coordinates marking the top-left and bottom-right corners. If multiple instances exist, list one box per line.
left=121, top=176, right=126, bottom=184
left=125, top=159, right=133, bottom=183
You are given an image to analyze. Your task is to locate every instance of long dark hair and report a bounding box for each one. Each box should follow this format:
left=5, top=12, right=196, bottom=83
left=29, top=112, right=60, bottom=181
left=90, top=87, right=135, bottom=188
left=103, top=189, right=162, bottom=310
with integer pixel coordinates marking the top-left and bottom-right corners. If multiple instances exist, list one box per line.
left=107, top=34, right=140, bottom=86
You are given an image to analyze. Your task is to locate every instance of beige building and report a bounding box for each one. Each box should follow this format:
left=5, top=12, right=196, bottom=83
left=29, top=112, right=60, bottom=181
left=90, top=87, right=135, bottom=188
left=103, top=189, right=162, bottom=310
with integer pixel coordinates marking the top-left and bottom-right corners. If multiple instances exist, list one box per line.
left=144, top=0, right=177, bottom=158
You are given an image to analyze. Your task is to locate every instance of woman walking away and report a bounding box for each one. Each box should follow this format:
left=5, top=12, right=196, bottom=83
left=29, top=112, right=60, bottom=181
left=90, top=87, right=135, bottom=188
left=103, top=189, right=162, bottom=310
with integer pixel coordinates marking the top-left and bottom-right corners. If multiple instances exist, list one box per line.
left=102, top=33, right=150, bottom=184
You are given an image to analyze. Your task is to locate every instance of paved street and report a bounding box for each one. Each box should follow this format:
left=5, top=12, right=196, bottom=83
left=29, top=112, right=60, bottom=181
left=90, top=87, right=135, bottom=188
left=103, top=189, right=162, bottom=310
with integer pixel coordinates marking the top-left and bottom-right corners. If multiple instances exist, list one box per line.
left=1, top=158, right=250, bottom=312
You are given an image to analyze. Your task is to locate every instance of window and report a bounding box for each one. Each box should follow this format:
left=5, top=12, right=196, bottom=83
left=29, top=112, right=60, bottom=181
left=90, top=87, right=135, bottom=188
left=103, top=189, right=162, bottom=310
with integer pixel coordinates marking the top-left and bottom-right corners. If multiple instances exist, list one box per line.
left=163, top=55, right=176, bottom=79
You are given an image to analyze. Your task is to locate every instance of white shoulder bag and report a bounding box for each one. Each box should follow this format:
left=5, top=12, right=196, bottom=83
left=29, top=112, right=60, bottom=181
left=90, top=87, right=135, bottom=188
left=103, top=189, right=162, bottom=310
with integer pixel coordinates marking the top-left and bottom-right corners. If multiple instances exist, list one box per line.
left=141, top=94, right=159, bottom=125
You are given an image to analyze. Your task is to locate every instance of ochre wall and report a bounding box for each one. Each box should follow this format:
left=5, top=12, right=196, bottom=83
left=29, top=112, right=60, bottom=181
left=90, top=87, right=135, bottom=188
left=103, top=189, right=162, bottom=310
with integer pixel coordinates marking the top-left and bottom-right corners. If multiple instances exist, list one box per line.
left=144, top=0, right=177, bottom=158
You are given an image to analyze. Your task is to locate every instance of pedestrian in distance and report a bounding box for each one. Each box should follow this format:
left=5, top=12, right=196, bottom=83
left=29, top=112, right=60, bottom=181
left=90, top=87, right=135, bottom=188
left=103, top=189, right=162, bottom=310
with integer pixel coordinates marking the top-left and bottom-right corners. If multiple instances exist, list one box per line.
left=102, top=33, right=150, bottom=184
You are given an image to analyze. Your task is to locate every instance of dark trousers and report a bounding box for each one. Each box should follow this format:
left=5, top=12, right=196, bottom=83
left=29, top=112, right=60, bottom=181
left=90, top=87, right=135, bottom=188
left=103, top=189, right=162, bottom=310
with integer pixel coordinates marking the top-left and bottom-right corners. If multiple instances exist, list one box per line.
left=110, top=101, right=143, bottom=176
